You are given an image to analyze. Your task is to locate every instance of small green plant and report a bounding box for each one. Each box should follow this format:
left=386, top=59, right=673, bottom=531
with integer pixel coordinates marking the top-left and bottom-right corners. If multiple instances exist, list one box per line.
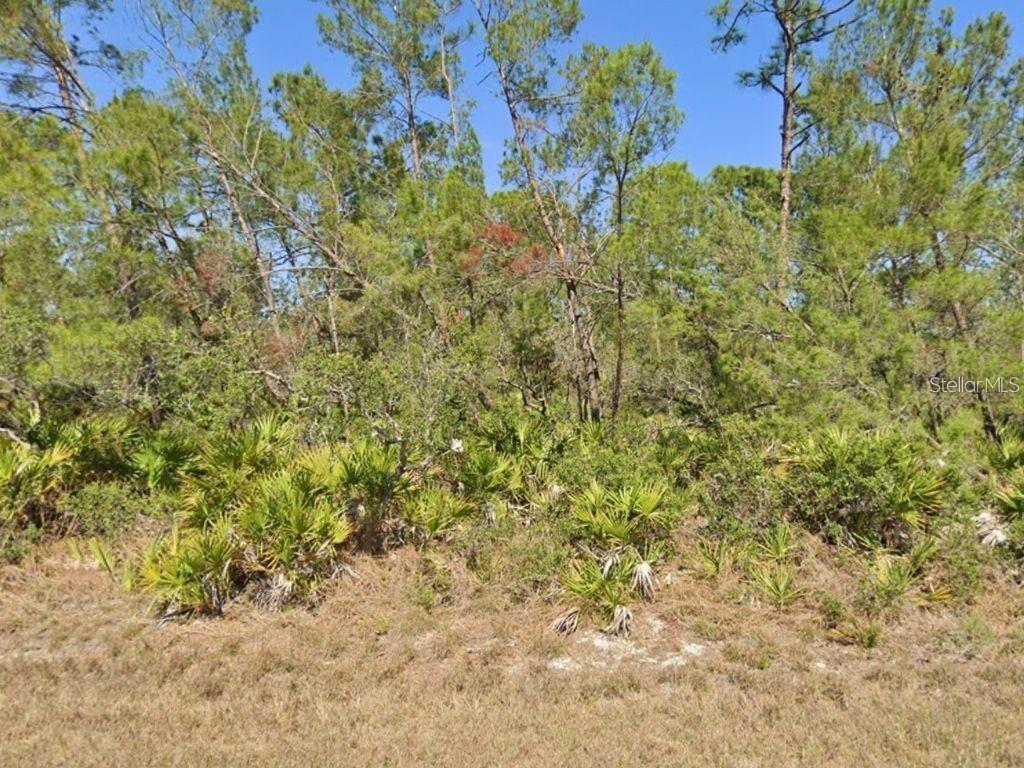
left=570, top=480, right=670, bottom=550
left=556, top=479, right=674, bottom=633
left=994, top=469, right=1024, bottom=520
left=235, top=469, right=353, bottom=587
left=459, top=445, right=520, bottom=500
left=819, top=592, right=849, bottom=628
left=337, top=439, right=411, bottom=552
left=748, top=562, right=804, bottom=608
left=756, top=520, right=797, bottom=562
left=88, top=538, right=117, bottom=578
left=42, top=413, right=139, bottom=480
left=831, top=617, right=883, bottom=648
left=560, top=557, right=632, bottom=633
left=414, top=554, right=454, bottom=611
left=64, top=481, right=145, bottom=536
left=865, top=553, right=916, bottom=609
left=135, top=422, right=400, bottom=615
left=989, top=427, right=1024, bottom=474
left=405, top=485, right=474, bottom=540
left=131, top=431, right=195, bottom=490
left=138, top=522, right=238, bottom=615
left=1, top=438, right=78, bottom=558
left=693, top=537, right=745, bottom=578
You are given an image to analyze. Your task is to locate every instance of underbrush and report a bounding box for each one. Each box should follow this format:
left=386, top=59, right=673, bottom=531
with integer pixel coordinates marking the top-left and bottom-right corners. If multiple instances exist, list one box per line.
left=2, top=410, right=1021, bottom=638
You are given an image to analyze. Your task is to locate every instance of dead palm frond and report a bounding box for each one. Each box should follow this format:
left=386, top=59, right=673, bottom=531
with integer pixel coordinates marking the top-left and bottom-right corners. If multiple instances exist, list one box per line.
left=604, top=605, right=633, bottom=636
left=552, top=606, right=581, bottom=635
left=630, top=559, right=658, bottom=600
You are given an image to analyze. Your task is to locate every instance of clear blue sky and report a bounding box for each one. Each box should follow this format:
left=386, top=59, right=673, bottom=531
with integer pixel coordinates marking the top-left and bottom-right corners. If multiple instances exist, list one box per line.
left=92, top=1, right=1024, bottom=189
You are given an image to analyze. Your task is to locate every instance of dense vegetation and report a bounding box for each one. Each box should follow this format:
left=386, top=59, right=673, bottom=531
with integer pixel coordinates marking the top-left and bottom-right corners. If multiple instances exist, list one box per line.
left=1, top=0, right=1023, bottom=639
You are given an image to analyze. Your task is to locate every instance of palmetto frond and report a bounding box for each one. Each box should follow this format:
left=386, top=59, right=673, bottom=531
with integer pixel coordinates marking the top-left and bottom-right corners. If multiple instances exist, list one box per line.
left=604, top=605, right=633, bottom=636
left=748, top=562, right=804, bottom=608
left=551, top=606, right=581, bottom=635
left=405, top=484, right=474, bottom=539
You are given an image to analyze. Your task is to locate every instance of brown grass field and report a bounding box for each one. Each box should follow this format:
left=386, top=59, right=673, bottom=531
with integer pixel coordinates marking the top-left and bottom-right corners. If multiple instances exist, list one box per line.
left=2, top=542, right=1023, bottom=767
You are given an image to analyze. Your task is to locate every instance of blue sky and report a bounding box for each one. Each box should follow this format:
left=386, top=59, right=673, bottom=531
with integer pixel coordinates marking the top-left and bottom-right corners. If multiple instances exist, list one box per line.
left=91, top=1, right=1024, bottom=189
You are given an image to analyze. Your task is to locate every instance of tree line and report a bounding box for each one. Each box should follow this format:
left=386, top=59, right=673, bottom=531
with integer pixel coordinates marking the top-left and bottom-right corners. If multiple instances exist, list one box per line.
left=1, top=0, right=1021, bottom=450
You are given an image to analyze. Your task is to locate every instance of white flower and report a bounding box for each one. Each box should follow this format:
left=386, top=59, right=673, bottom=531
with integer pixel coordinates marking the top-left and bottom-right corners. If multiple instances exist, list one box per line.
left=450, top=438, right=464, bottom=454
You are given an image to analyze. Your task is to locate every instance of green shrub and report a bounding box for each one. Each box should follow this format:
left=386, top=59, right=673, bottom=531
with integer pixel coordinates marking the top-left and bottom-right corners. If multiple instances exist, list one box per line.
left=995, top=469, right=1024, bottom=521
left=561, top=556, right=635, bottom=633
left=136, top=420, right=416, bottom=615
left=831, top=617, right=883, bottom=648
left=475, top=411, right=566, bottom=486
left=131, top=431, right=196, bottom=491
left=140, top=465, right=354, bottom=615
left=64, top=481, right=146, bottom=536
left=337, top=439, right=412, bottom=552
left=989, top=427, right=1024, bottom=474
left=235, top=470, right=353, bottom=581
left=555, top=479, right=675, bottom=633
left=457, top=444, right=521, bottom=501
left=50, top=414, right=140, bottom=480
left=404, top=485, right=474, bottom=541
left=748, top=561, right=804, bottom=608
left=139, top=522, right=238, bottom=615
left=0, top=438, right=77, bottom=555
left=787, top=428, right=945, bottom=545
left=687, top=419, right=789, bottom=528
left=692, top=535, right=748, bottom=579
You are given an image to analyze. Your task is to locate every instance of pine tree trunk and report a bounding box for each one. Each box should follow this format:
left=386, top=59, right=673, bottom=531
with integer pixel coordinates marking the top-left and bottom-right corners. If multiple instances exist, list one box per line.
left=778, top=9, right=796, bottom=296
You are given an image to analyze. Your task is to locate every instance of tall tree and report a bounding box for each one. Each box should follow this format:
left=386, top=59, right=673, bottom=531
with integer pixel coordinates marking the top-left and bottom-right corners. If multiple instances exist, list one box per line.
left=561, top=42, right=682, bottom=418
left=711, top=0, right=855, bottom=272
left=473, top=0, right=605, bottom=420
left=317, top=0, right=467, bottom=181
left=0, top=0, right=128, bottom=128
left=800, top=0, right=1024, bottom=440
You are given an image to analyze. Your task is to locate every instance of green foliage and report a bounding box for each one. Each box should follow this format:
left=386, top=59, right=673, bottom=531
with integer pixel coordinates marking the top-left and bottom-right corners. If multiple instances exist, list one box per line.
left=748, top=562, right=804, bottom=608
left=139, top=522, right=238, bottom=615
left=404, top=484, right=474, bottom=540
left=0, top=438, right=77, bottom=558
left=788, top=428, right=945, bottom=543
left=337, top=439, right=411, bottom=552
left=458, top=444, right=520, bottom=501
left=693, top=536, right=746, bottom=579
left=570, top=480, right=671, bottom=550
left=64, top=481, right=147, bottom=536
left=131, top=431, right=195, bottom=491
left=995, top=470, right=1024, bottom=521
left=556, top=478, right=674, bottom=630
left=135, top=421, right=415, bottom=614
left=1, top=0, right=1022, bottom=635
left=989, top=428, right=1024, bottom=474
left=858, top=537, right=938, bottom=615
left=755, top=520, right=797, bottom=563
left=561, top=556, right=631, bottom=620
left=237, top=470, right=352, bottom=574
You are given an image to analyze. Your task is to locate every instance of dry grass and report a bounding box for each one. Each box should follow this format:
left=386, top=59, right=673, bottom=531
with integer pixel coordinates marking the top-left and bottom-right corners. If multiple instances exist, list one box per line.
left=2, top=542, right=1024, bottom=768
